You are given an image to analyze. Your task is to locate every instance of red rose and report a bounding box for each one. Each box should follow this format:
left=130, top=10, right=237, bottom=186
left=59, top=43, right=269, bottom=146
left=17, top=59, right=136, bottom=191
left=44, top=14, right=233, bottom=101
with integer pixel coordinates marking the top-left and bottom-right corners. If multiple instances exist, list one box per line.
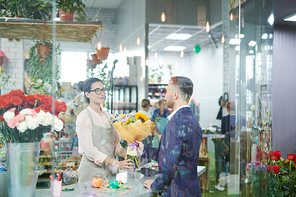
left=10, top=96, right=23, bottom=106
left=0, top=115, right=4, bottom=121
left=287, top=153, right=295, bottom=161
left=267, top=165, right=272, bottom=173
left=271, top=155, right=280, bottom=161
left=268, top=151, right=274, bottom=160
left=294, top=154, right=296, bottom=163
left=272, top=166, right=280, bottom=174
left=274, top=151, right=281, bottom=158
left=59, top=102, right=67, bottom=112
left=295, top=163, right=296, bottom=169
left=8, top=89, right=25, bottom=99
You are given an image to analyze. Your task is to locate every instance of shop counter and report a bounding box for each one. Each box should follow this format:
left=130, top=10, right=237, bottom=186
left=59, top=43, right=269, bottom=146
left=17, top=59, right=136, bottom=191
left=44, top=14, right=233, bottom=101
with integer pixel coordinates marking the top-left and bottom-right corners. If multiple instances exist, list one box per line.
left=35, top=166, right=206, bottom=197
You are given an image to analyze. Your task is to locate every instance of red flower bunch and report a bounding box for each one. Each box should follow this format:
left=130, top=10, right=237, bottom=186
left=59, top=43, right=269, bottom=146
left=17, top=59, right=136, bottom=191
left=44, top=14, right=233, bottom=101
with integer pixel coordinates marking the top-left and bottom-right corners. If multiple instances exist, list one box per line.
left=272, top=165, right=280, bottom=174
left=0, top=89, right=66, bottom=117
left=268, top=151, right=281, bottom=161
left=267, top=165, right=272, bottom=173
left=287, top=153, right=296, bottom=162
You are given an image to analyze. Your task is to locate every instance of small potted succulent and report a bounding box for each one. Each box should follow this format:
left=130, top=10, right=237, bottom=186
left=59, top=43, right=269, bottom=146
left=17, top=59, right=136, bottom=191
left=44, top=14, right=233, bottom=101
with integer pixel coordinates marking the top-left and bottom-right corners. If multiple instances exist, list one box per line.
left=56, top=0, right=86, bottom=21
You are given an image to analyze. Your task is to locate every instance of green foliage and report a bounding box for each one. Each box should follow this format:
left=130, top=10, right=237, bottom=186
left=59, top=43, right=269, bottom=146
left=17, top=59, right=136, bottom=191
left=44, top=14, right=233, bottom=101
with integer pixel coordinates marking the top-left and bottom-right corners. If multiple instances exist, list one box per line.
left=28, top=38, right=60, bottom=91
left=0, top=68, right=15, bottom=92
left=0, top=0, right=52, bottom=19
left=74, top=11, right=89, bottom=21
left=56, top=0, right=86, bottom=13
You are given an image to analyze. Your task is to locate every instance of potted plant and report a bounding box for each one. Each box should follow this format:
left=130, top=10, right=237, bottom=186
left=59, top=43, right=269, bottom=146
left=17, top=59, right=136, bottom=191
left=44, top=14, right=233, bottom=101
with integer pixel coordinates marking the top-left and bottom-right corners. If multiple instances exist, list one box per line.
left=56, top=0, right=86, bottom=21
left=28, top=38, right=61, bottom=86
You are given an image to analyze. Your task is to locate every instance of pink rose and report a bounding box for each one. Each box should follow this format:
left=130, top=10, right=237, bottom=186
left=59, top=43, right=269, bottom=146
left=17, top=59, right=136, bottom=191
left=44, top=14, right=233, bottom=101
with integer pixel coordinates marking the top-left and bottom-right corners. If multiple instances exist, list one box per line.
left=8, top=108, right=16, bottom=112
left=16, top=113, right=25, bottom=122
left=7, top=117, right=19, bottom=128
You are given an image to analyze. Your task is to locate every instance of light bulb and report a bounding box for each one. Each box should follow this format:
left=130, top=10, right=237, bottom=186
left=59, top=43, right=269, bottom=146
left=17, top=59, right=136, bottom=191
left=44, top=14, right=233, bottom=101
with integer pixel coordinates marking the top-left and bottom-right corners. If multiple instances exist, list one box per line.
left=180, top=50, right=184, bottom=57
left=221, top=35, right=225, bottom=44
left=124, top=47, right=127, bottom=52
left=161, top=12, right=166, bottom=22
left=206, top=21, right=210, bottom=33
left=145, top=57, right=149, bottom=66
left=119, top=43, right=123, bottom=52
left=97, top=41, right=102, bottom=50
left=230, top=13, right=234, bottom=21
left=140, top=75, right=143, bottom=82
left=137, top=37, right=140, bottom=45
left=154, top=51, right=158, bottom=58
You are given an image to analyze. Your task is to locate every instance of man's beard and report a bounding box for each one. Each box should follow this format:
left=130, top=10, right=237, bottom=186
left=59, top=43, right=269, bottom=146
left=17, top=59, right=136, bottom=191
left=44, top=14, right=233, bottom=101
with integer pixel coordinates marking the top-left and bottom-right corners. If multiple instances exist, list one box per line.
left=167, top=98, right=174, bottom=109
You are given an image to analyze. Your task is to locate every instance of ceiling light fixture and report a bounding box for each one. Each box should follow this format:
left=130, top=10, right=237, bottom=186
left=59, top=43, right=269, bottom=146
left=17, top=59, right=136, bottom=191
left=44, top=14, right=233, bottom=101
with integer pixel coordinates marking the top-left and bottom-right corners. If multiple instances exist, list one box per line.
left=145, top=57, right=149, bottom=66
left=268, top=13, right=274, bottom=25
left=206, top=21, right=210, bottom=32
left=230, top=13, right=234, bottom=21
left=148, top=45, right=151, bottom=49
left=161, top=12, right=166, bottom=22
left=97, top=41, right=102, bottom=50
left=261, top=33, right=268, bottom=39
left=154, top=51, right=158, bottom=58
left=248, top=41, right=256, bottom=47
left=166, top=33, right=192, bottom=40
left=284, top=12, right=296, bottom=22
left=124, top=47, right=127, bottom=52
left=164, top=46, right=186, bottom=51
left=221, top=35, right=225, bottom=44
left=137, top=37, right=140, bottom=45
left=119, top=43, right=123, bottom=52
left=180, top=50, right=184, bottom=57
left=229, top=39, right=240, bottom=45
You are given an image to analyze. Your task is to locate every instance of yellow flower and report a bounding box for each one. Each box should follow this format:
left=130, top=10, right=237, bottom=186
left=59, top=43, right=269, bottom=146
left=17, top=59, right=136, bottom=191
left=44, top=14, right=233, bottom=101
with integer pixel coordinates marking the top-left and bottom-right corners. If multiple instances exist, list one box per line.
left=135, top=112, right=149, bottom=122
left=120, top=114, right=125, bottom=118
left=118, top=121, right=122, bottom=125
left=126, top=119, right=131, bottom=124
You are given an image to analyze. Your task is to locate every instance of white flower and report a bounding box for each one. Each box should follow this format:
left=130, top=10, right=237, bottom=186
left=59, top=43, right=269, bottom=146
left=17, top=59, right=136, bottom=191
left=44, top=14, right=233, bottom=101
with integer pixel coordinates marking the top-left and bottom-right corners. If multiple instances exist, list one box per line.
left=36, top=110, right=46, bottom=123
left=17, top=121, right=27, bottom=133
left=3, top=111, right=15, bottom=122
left=52, top=116, right=63, bottom=131
left=36, top=79, right=42, bottom=84
left=25, top=116, right=39, bottom=130
left=43, top=82, right=52, bottom=93
left=42, top=112, right=53, bottom=126
left=20, top=108, right=32, bottom=115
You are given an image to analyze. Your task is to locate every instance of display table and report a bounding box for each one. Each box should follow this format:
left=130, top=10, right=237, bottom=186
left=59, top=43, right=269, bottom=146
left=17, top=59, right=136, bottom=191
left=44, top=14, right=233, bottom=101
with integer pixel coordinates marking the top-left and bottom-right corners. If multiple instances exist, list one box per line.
left=35, top=166, right=206, bottom=197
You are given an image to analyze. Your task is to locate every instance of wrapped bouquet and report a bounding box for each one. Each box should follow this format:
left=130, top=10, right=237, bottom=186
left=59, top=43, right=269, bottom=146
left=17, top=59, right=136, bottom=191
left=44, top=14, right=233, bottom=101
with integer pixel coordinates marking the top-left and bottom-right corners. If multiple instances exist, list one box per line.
left=111, top=113, right=155, bottom=169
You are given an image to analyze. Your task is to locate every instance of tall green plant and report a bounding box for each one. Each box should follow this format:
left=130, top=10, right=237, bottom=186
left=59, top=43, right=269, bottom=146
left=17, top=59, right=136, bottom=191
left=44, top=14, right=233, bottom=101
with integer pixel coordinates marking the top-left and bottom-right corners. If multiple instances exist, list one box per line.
left=56, top=0, right=86, bottom=13
left=28, top=38, right=60, bottom=91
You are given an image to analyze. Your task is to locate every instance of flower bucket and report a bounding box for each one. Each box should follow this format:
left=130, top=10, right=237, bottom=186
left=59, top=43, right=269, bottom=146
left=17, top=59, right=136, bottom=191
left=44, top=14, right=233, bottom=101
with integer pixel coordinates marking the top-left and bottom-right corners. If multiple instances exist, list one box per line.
left=91, top=54, right=101, bottom=65
left=59, top=10, right=74, bottom=21
left=7, top=142, right=40, bottom=197
left=37, top=45, right=50, bottom=58
left=96, top=47, right=110, bottom=60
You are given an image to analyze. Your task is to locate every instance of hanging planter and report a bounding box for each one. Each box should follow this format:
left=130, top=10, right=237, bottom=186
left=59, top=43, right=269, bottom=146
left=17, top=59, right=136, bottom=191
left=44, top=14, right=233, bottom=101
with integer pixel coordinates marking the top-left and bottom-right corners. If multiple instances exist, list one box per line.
left=37, top=44, right=51, bottom=58
left=96, top=21, right=110, bottom=60
left=0, top=50, right=5, bottom=66
left=59, top=10, right=74, bottom=21
left=91, top=54, right=102, bottom=65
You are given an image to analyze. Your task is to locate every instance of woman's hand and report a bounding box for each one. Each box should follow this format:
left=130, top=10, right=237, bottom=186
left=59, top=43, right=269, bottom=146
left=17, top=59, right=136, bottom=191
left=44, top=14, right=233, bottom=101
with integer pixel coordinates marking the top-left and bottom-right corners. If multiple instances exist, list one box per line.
left=117, top=159, right=134, bottom=171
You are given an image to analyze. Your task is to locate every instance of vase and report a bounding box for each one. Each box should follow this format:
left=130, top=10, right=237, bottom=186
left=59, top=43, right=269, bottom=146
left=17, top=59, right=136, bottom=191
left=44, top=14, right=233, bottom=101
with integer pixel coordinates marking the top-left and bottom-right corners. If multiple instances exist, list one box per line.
left=59, top=10, right=74, bottom=21
left=7, top=142, right=40, bottom=197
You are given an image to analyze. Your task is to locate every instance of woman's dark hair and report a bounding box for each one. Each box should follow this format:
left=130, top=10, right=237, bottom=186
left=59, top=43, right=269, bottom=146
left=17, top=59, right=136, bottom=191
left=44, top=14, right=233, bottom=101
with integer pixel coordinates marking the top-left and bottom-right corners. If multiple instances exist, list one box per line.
left=78, top=77, right=103, bottom=103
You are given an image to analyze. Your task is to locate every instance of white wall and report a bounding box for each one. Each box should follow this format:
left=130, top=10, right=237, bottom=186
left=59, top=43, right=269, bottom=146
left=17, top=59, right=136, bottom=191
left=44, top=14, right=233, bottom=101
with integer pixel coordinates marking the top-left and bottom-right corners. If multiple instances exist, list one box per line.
left=148, top=51, right=190, bottom=84
left=189, top=43, right=223, bottom=128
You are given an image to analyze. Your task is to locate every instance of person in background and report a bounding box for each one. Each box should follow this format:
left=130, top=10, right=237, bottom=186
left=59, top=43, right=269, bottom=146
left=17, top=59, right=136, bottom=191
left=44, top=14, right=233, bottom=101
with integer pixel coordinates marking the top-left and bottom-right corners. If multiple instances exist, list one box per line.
left=152, top=98, right=171, bottom=134
left=141, top=76, right=203, bottom=196
left=139, top=99, right=152, bottom=119
left=76, top=77, right=133, bottom=183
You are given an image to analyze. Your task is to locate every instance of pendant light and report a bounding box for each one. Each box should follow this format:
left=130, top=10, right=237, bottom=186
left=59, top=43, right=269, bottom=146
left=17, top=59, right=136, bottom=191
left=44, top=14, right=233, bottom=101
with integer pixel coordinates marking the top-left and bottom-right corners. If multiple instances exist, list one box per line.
left=119, top=43, right=123, bottom=52
left=145, top=57, right=149, bottom=66
left=206, top=21, right=210, bottom=33
left=180, top=50, right=184, bottom=57
left=124, top=47, right=127, bottom=52
left=161, top=12, right=166, bottom=22
left=230, top=13, right=234, bottom=21
left=221, top=35, right=225, bottom=44
left=137, top=37, right=140, bottom=45
left=154, top=51, right=158, bottom=58
left=140, top=75, right=143, bottom=82
left=97, top=41, right=102, bottom=50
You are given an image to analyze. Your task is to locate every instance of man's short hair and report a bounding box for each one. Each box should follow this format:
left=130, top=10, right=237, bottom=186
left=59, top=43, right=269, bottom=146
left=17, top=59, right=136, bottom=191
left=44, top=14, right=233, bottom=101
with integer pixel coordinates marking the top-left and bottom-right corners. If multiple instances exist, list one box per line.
left=170, top=76, right=193, bottom=102
left=141, top=99, right=150, bottom=108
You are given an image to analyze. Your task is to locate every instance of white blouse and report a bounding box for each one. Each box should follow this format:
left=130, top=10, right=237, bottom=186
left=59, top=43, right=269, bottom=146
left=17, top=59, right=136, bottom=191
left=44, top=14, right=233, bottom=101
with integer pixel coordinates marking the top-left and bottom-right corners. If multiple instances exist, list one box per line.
left=76, top=106, right=124, bottom=166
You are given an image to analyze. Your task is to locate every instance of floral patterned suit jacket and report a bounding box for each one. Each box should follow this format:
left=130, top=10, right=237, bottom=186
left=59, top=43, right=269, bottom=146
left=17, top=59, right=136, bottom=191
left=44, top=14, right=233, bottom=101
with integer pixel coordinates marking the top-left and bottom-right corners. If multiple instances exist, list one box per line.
left=143, top=107, right=203, bottom=197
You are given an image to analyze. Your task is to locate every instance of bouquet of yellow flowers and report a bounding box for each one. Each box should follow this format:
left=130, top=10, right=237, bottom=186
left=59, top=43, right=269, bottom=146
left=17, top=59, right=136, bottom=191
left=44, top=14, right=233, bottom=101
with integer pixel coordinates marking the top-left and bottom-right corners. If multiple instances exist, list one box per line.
left=111, top=112, right=155, bottom=168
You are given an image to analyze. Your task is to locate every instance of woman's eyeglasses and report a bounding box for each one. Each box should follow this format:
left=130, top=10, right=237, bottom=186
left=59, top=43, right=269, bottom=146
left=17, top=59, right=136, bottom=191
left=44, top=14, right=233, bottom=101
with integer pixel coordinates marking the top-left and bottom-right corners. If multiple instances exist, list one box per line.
left=89, top=88, right=106, bottom=95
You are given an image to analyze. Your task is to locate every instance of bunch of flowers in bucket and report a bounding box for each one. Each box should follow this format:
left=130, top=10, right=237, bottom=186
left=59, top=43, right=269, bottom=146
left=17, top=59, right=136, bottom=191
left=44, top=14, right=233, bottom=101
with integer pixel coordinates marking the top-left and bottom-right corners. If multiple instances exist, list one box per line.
left=111, top=112, right=155, bottom=169
left=0, top=89, right=67, bottom=143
